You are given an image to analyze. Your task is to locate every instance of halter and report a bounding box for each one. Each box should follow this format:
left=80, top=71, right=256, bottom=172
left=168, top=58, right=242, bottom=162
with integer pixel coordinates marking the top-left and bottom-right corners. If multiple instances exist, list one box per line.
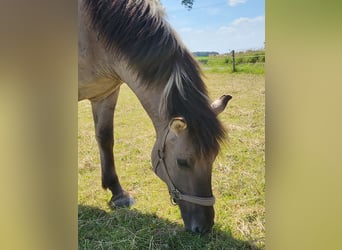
left=152, top=127, right=216, bottom=207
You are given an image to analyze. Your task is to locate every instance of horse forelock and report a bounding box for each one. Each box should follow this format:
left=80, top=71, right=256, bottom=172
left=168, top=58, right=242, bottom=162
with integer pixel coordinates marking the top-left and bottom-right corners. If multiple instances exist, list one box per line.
left=84, top=0, right=226, bottom=155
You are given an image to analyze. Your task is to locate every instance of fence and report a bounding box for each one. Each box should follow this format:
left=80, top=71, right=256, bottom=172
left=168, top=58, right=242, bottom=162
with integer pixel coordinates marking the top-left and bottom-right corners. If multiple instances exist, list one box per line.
left=230, top=50, right=265, bottom=72
left=196, top=50, right=265, bottom=73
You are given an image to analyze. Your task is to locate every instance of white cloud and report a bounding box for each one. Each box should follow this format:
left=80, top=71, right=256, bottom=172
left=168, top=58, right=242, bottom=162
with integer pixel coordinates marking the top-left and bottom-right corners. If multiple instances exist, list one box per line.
left=218, top=26, right=235, bottom=33
left=176, top=16, right=265, bottom=53
left=232, top=16, right=264, bottom=26
left=228, top=0, right=248, bottom=7
left=218, top=16, right=264, bottom=35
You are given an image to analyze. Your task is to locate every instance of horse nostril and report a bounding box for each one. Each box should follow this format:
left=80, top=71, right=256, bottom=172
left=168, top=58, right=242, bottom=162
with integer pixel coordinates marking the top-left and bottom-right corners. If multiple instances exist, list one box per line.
left=192, top=225, right=209, bottom=234
left=194, top=226, right=201, bottom=233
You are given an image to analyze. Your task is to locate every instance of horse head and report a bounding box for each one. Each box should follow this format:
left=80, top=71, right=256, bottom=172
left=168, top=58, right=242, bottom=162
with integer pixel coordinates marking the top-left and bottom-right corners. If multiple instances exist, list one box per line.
left=152, top=95, right=232, bottom=233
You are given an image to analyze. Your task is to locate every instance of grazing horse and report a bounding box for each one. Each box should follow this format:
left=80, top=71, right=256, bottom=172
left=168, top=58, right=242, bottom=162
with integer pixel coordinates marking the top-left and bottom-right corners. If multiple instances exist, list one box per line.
left=78, top=0, right=232, bottom=233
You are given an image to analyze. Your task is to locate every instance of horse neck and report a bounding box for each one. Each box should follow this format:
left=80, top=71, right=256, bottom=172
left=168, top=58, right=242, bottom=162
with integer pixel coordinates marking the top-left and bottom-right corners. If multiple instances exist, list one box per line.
left=131, top=83, right=167, bottom=138
left=115, top=63, right=168, bottom=138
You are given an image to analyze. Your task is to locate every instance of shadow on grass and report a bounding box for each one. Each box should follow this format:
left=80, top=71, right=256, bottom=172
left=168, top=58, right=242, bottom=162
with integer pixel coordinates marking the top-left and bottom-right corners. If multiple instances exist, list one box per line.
left=79, top=204, right=260, bottom=250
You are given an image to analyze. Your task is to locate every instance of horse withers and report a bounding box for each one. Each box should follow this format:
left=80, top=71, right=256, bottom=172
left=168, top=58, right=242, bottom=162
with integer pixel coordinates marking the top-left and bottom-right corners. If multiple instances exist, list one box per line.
left=78, top=0, right=232, bottom=233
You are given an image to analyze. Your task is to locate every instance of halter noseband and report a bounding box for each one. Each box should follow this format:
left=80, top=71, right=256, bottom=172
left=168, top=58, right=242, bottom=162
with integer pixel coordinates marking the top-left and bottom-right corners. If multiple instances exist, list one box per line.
left=152, top=128, right=215, bottom=207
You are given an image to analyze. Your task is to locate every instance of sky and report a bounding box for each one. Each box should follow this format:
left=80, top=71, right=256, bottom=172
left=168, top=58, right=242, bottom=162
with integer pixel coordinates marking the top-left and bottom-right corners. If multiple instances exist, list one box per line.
left=160, top=0, right=265, bottom=54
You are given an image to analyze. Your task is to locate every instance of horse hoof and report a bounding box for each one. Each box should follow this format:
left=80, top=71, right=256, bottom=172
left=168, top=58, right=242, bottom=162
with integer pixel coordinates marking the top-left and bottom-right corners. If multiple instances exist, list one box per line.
left=109, top=191, right=135, bottom=208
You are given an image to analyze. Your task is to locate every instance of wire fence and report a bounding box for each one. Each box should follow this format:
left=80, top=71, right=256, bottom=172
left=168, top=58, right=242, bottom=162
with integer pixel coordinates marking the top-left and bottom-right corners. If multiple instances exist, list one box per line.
left=195, top=50, right=265, bottom=73
left=198, top=50, right=265, bottom=62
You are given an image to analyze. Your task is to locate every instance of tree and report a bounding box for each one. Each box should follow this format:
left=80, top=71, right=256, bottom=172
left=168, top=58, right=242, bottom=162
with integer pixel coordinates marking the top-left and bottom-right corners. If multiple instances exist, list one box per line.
left=181, top=0, right=194, bottom=10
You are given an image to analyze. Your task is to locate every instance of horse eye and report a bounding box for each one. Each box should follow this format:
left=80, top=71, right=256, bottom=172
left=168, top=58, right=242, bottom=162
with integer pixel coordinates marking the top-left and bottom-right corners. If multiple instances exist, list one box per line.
left=176, top=158, right=190, bottom=168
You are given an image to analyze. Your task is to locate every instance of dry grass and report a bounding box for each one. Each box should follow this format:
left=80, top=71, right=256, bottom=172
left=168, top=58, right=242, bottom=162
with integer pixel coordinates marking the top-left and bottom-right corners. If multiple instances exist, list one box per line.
left=78, top=72, right=265, bottom=249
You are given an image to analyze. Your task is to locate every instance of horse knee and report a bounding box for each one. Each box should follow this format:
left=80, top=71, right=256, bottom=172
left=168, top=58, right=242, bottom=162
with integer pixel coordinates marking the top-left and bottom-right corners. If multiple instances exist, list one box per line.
left=95, top=126, right=113, bottom=146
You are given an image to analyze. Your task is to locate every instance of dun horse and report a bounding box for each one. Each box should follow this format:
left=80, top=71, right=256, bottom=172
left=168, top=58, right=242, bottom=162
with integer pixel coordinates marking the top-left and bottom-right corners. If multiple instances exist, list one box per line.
left=79, top=0, right=232, bottom=233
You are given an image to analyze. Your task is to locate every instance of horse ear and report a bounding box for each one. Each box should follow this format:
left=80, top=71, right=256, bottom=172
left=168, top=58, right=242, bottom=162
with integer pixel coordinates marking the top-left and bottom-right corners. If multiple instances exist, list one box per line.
left=169, top=117, right=187, bottom=135
left=211, top=95, right=232, bottom=116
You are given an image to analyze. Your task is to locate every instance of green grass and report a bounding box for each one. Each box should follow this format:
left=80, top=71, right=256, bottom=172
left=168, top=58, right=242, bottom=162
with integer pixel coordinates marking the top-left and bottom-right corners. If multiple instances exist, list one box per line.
left=196, top=50, right=265, bottom=74
left=78, top=72, right=265, bottom=249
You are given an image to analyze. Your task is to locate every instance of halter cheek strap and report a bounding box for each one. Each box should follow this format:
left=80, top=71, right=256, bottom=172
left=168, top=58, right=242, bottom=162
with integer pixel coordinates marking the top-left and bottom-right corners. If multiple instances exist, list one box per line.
left=152, top=128, right=215, bottom=207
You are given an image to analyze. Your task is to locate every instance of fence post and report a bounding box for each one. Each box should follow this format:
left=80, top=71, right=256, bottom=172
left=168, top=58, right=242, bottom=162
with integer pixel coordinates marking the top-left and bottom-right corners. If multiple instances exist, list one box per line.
left=232, top=50, right=236, bottom=72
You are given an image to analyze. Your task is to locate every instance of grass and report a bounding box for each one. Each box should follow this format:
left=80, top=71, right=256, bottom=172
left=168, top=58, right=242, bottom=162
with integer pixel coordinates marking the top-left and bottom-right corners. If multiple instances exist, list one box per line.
left=78, top=71, right=265, bottom=249
left=196, top=50, right=265, bottom=74
left=201, top=63, right=265, bottom=74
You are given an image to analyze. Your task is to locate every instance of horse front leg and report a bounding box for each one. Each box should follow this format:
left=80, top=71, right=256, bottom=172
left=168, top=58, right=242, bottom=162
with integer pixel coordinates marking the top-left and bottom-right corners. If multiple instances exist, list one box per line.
left=91, top=89, right=135, bottom=208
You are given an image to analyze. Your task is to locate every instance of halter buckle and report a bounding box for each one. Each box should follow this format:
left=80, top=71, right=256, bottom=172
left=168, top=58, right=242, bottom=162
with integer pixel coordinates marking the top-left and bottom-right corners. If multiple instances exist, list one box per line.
left=170, top=189, right=181, bottom=205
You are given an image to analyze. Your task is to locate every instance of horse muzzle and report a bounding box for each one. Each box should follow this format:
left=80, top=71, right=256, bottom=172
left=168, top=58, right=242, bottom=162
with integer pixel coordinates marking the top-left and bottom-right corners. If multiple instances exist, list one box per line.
left=179, top=201, right=214, bottom=234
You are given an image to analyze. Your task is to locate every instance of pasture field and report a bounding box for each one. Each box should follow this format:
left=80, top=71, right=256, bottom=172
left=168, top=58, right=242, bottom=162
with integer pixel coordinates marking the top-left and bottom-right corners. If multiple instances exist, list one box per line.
left=196, top=50, right=265, bottom=74
left=78, top=72, right=265, bottom=249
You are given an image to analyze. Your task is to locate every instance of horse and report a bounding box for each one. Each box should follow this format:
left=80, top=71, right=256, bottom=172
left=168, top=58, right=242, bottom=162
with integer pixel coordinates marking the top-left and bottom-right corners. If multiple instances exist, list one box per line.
left=78, top=0, right=232, bottom=234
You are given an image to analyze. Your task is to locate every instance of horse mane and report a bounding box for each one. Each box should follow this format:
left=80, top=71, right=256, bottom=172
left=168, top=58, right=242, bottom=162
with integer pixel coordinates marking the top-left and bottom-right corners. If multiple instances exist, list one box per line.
left=84, top=0, right=226, bottom=155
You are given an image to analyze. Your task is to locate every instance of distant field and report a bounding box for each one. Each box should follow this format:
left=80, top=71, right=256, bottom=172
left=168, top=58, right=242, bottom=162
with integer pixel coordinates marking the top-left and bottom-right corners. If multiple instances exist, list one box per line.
left=78, top=72, right=265, bottom=249
left=195, top=50, right=265, bottom=74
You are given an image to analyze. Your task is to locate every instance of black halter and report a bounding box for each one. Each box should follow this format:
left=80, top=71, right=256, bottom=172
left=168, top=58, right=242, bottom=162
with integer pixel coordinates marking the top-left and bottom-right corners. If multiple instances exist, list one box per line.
left=152, top=128, right=215, bottom=206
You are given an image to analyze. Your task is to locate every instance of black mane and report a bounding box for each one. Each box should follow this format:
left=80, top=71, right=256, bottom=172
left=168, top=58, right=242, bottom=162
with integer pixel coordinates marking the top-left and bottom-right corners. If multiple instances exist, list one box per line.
left=84, top=0, right=226, bottom=155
